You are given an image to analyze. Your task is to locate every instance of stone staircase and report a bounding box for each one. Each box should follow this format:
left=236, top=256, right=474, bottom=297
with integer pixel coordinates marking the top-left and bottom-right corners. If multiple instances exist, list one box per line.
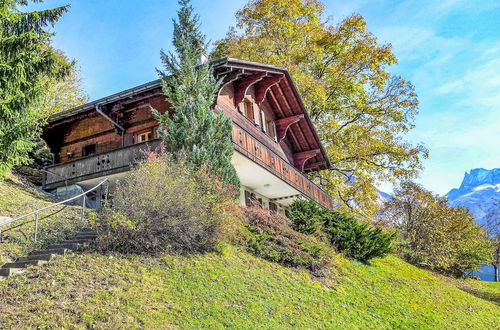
left=0, top=229, right=97, bottom=281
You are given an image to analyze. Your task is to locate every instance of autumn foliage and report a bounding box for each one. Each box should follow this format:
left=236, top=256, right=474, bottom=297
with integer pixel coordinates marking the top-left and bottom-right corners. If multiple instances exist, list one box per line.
left=214, top=0, right=428, bottom=216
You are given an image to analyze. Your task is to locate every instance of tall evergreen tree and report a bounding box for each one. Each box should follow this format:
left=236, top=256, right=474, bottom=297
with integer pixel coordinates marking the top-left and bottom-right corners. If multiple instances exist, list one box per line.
left=153, top=0, right=239, bottom=188
left=0, top=0, right=71, bottom=176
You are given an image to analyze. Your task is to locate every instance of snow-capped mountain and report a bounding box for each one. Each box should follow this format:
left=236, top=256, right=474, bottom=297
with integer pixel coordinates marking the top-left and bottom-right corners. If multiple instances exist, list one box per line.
left=376, top=189, right=392, bottom=204
left=445, top=168, right=500, bottom=225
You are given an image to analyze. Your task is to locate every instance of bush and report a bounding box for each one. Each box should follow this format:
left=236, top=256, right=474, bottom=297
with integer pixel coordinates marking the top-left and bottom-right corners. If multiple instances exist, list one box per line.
left=288, top=200, right=394, bottom=262
left=323, top=212, right=394, bottom=263
left=93, top=154, right=240, bottom=255
left=288, top=199, right=326, bottom=234
left=241, top=207, right=331, bottom=272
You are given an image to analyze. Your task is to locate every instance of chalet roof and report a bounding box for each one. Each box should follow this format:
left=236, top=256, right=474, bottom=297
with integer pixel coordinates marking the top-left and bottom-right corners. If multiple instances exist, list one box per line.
left=45, top=58, right=330, bottom=171
left=47, top=58, right=287, bottom=124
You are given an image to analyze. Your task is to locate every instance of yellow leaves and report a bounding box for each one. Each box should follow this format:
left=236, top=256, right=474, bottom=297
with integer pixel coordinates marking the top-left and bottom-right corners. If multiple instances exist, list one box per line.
left=215, top=0, right=427, bottom=216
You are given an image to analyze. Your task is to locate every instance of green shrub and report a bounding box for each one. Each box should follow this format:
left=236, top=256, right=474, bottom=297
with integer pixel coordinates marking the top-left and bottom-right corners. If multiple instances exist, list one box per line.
left=94, top=154, right=240, bottom=255
left=242, top=206, right=330, bottom=272
left=288, top=199, right=326, bottom=234
left=288, top=200, right=394, bottom=262
left=323, top=212, right=394, bottom=262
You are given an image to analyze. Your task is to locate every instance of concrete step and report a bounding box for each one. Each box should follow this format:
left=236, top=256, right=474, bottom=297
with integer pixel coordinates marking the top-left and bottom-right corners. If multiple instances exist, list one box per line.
left=0, top=268, right=25, bottom=276
left=74, top=234, right=97, bottom=239
left=17, top=254, right=55, bottom=262
left=62, top=239, right=92, bottom=244
left=47, top=243, right=81, bottom=250
left=29, top=248, right=71, bottom=256
left=78, top=229, right=96, bottom=234
left=2, top=260, right=47, bottom=269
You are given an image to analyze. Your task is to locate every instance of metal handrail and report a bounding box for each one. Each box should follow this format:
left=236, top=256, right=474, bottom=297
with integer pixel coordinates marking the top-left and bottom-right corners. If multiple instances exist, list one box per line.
left=0, top=178, right=109, bottom=241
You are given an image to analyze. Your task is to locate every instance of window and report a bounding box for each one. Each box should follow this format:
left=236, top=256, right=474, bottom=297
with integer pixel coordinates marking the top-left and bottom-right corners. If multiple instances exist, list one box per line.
left=260, top=109, right=276, bottom=141
left=269, top=202, right=278, bottom=215
left=244, top=190, right=253, bottom=207
left=82, top=144, right=96, bottom=157
left=267, top=120, right=276, bottom=141
left=239, top=100, right=255, bottom=123
left=136, top=130, right=153, bottom=143
left=244, top=190, right=262, bottom=208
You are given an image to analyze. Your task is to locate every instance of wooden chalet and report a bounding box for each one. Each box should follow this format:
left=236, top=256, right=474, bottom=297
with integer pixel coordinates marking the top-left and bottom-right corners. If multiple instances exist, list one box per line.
left=42, top=58, right=332, bottom=211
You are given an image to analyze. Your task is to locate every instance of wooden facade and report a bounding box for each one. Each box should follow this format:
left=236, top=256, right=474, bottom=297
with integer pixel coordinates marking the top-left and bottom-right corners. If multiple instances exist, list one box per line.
left=42, top=58, right=332, bottom=208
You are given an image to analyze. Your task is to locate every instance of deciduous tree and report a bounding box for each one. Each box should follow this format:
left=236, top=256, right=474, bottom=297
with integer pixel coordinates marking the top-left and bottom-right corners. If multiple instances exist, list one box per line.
left=379, top=181, right=493, bottom=277
left=213, top=0, right=428, bottom=215
left=38, top=51, right=88, bottom=117
left=0, top=0, right=71, bottom=176
left=153, top=0, right=239, bottom=188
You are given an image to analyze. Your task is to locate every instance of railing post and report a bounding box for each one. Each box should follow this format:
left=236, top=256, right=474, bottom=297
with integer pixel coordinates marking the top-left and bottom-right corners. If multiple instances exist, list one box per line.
left=104, top=181, right=109, bottom=207
left=34, top=213, right=39, bottom=242
left=81, top=194, right=86, bottom=222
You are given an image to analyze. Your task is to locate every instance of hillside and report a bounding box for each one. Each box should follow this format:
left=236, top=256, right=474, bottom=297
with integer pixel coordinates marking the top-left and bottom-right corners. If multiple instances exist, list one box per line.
left=0, top=250, right=498, bottom=328
left=0, top=174, right=84, bottom=265
left=0, top=175, right=499, bottom=328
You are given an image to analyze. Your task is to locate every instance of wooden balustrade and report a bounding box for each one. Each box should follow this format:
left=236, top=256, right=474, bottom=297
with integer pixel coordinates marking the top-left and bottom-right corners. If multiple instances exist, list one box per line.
left=44, top=139, right=162, bottom=189
left=231, top=123, right=332, bottom=208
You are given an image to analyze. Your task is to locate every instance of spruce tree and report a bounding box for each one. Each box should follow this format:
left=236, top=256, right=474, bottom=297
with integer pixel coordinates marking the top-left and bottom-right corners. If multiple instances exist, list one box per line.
left=153, top=0, right=239, bottom=188
left=0, top=1, right=71, bottom=176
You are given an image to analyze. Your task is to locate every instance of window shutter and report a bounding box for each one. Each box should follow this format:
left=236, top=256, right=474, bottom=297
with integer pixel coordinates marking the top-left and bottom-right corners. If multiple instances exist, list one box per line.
left=123, top=133, right=134, bottom=146
left=261, top=110, right=267, bottom=132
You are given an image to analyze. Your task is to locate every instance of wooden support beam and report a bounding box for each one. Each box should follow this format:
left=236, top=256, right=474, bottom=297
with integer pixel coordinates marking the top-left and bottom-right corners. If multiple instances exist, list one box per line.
left=217, top=69, right=243, bottom=98
left=304, top=161, right=326, bottom=171
left=254, top=74, right=284, bottom=104
left=293, top=149, right=320, bottom=172
left=275, top=114, right=304, bottom=142
left=233, top=72, right=266, bottom=106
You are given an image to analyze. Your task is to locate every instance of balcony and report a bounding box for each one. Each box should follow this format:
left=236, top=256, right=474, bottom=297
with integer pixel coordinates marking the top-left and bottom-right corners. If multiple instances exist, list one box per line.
left=44, top=139, right=162, bottom=189
left=44, top=126, right=332, bottom=209
left=231, top=122, right=332, bottom=208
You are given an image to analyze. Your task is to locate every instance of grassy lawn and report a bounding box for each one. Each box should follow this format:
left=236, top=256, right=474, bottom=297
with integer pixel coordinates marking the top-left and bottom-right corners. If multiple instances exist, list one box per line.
left=0, top=249, right=498, bottom=329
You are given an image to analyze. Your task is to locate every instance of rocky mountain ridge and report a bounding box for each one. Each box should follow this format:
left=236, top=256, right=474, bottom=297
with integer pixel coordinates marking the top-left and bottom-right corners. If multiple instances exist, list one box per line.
left=445, top=168, right=499, bottom=225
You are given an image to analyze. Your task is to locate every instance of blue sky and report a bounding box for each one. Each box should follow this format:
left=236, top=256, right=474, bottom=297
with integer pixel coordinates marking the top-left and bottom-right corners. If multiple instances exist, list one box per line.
left=31, top=0, right=499, bottom=195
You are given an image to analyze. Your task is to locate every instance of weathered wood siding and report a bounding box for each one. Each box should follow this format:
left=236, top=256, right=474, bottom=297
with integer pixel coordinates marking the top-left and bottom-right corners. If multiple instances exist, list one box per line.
left=217, top=83, right=295, bottom=165
left=55, top=96, right=169, bottom=163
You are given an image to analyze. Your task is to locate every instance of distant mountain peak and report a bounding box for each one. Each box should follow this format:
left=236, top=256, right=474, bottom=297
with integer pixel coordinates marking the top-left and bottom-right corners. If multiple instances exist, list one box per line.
left=460, top=168, right=500, bottom=191
left=446, top=167, right=500, bottom=225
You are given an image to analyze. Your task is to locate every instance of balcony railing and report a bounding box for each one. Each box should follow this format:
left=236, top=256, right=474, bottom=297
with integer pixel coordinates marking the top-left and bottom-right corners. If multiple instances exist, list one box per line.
left=44, top=127, right=332, bottom=208
left=44, top=139, right=162, bottom=189
left=231, top=122, right=332, bottom=208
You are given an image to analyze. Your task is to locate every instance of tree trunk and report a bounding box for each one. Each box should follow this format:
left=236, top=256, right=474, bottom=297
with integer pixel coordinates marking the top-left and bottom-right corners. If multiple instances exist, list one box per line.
left=493, top=263, right=499, bottom=282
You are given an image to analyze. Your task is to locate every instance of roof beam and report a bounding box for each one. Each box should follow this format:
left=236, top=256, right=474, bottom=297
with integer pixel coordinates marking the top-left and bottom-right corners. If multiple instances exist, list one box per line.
left=254, top=74, right=285, bottom=104
left=233, top=72, right=266, bottom=106
left=275, top=114, right=304, bottom=142
left=217, top=69, right=244, bottom=98
left=304, top=161, right=326, bottom=171
left=293, top=149, right=320, bottom=172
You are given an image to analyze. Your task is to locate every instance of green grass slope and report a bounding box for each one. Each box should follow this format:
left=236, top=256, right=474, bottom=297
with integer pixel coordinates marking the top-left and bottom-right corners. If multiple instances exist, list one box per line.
left=0, top=248, right=498, bottom=328
left=0, top=174, right=84, bottom=264
left=0, top=175, right=498, bottom=328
